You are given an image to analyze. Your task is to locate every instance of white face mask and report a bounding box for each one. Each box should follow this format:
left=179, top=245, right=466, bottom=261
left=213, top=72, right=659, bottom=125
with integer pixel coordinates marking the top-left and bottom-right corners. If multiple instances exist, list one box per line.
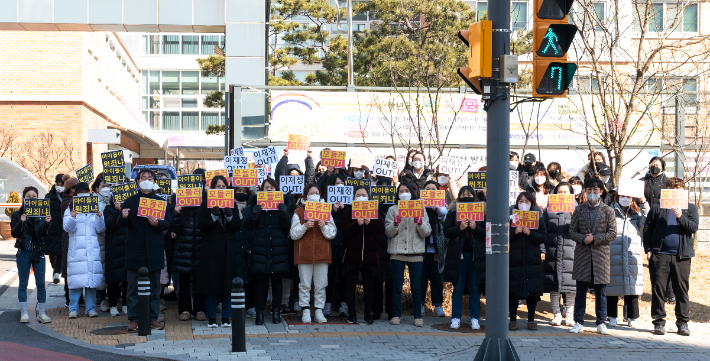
left=510, top=161, right=519, bottom=170
left=619, top=197, right=633, bottom=207
left=534, top=176, right=546, bottom=185
left=572, top=185, right=582, bottom=195
left=100, top=188, right=112, bottom=197
left=139, top=180, right=155, bottom=191
left=55, top=186, right=65, bottom=193
left=354, top=171, right=364, bottom=179
left=517, top=203, right=531, bottom=211
left=600, top=176, right=610, bottom=183
left=354, top=196, right=369, bottom=202
left=412, top=161, right=424, bottom=169
left=306, top=194, right=320, bottom=202
left=398, top=192, right=412, bottom=201
left=587, top=193, right=601, bottom=203
left=437, top=176, right=449, bottom=185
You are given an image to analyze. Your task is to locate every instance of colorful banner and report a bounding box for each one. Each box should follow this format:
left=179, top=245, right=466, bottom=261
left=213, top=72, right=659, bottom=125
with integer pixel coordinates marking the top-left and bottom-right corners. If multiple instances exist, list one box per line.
left=321, top=150, right=346, bottom=169
left=398, top=200, right=425, bottom=218
left=111, top=183, right=137, bottom=203
left=287, top=134, right=310, bottom=151
left=137, top=197, right=167, bottom=220
left=103, top=166, right=126, bottom=184
left=456, top=202, right=485, bottom=221
left=208, top=189, right=234, bottom=208
left=76, top=164, right=93, bottom=183
left=373, top=158, right=397, bottom=178
left=304, top=201, right=331, bottom=221
left=205, top=169, right=229, bottom=186
left=660, top=189, right=688, bottom=209
left=257, top=191, right=284, bottom=210
left=280, top=175, right=304, bottom=194
left=178, top=174, right=202, bottom=189
left=74, top=195, right=99, bottom=214
left=548, top=194, right=575, bottom=213
left=101, top=150, right=125, bottom=168
left=24, top=198, right=49, bottom=217
left=421, top=190, right=445, bottom=208
left=352, top=200, right=379, bottom=219
left=176, top=188, right=202, bottom=207
left=370, top=185, right=396, bottom=204
left=156, top=178, right=172, bottom=195
left=253, top=146, right=279, bottom=166
left=468, top=171, right=486, bottom=190
left=512, top=210, right=540, bottom=229
left=346, top=178, right=371, bottom=189
left=231, top=169, right=259, bottom=187
left=327, top=185, right=353, bottom=205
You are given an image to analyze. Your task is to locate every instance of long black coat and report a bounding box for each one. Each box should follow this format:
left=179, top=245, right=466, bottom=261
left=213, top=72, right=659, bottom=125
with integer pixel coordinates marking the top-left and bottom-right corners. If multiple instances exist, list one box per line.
left=170, top=206, right=202, bottom=275
left=399, top=167, right=435, bottom=194
left=542, top=209, right=576, bottom=294
left=442, top=207, right=486, bottom=295
left=195, top=202, right=242, bottom=295
left=103, top=204, right=127, bottom=284
left=377, top=203, right=393, bottom=281
left=10, top=210, right=49, bottom=251
left=117, top=191, right=172, bottom=272
left=242, top=195, right=291, bottom=275
left=45, top=187, right=63, bottom=255
left=509, top=205, right=548, bottom=298
left=640, top=173, right=668, bottom=206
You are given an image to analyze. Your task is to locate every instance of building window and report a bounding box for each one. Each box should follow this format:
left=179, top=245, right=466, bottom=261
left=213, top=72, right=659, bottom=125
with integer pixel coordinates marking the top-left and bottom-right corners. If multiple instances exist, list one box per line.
left=182, top=35, right=199, bottom=55
left=149, top=111, right=161, bottom=130
left=650, top=3, right=664, bottom=32
left=201, top=74, right=219, bottom=95
left=163, top=35, right=180, bottom=55
left=683, top=4, right=698, bottom=32
left=182, top=111, right=199, bottom=131
left=593, top=2, right=605, bottom=31
left=201, top=112, right=221, bottom=129
left=182, top=71, right=199, bottom=95
left=163, top=111, right=180, bottom=130
left=201, top=35, right=220, bottom=55
left=162, top=71, right=180, bottom=95
left=512, top=2, right=527, bottom=30
left=149, top=71, right=160, bottom=95
left=182, top=98, right=198, bottom=108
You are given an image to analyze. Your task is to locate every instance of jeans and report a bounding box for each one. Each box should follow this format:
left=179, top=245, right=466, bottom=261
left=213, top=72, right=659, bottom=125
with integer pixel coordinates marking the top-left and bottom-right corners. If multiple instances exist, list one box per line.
left=297, top=263, right=329, bottom=309
left=574, top=281, right=607, bottom=326
left=254, top=274, right=283, bottom=312
left=69, top=288, right=96, bottom=313
left=420, top=253, right=444, bottom=307
left=649, top=253, right=691, bottom=326
left=391, top=259, right=422, bottom=319
left=608, top=295, right=639, bottom=319
left=127, top=269, right=161, bottom=322
left=205, top=294, right=231, bottom=319
left=16, top=249, right=46, bottom=303
left=451, top=253, right=481, bottom=320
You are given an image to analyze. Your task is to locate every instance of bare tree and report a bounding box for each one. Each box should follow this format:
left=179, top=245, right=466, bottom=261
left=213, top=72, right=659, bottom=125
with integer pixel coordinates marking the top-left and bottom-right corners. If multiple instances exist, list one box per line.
left=15, top=131, right=81, bottom=186
left=0, top=128, right=19, bottom=160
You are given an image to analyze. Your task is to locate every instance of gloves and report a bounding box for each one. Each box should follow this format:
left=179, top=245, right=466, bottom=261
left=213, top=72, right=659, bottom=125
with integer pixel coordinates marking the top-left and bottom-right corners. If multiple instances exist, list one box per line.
left=277, top=203, right=288, bottom=215
left=393, top=215, right=402, bottom=226
left=224, top=207, right=233, bottom=217
left=211, top=206, right=220, bottom=216
left=414, top=217, right=422, bottom=225
left=252, top=205, right=262, bottom=220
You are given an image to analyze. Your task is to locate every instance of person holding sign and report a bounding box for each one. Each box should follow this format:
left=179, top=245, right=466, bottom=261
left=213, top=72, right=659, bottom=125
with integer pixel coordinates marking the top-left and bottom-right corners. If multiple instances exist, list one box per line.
left=289, top=183, right=337, bottom=324
left=643, top=177, right=698, bottom=336
left=58, top=175, right=79, bottom=307
left=102, top=192, right=129, bottom=317
left=568, top=178, right=616, bottom=335
left=275, top=147, right=316, bottom=185
left=321, top=173, right=349, bottom=318
left=10, top=186, right=53, bottom=324
left=399, top=151, right=434, bottom=195
left=117, top=169, right=172, bottom=332
left=46, top=174, right=65, bottom=285
left=420, top=181, right=448, bottom=319
left=242, top=178, right=293, bottom=325
left=523, top=164, right=551, bottom=211
left=63, top=182, right=106, bottom=320
left=384, top=182, right=431, bottom=327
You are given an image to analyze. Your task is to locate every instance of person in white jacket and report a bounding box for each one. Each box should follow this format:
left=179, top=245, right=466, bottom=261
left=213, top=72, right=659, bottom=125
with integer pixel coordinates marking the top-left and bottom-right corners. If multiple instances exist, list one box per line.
left=63, top=182, right=106, bottom=319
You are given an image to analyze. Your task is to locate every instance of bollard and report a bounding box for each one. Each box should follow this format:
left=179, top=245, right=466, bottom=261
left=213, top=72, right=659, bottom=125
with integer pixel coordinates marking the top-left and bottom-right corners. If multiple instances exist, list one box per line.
left=138, top=267, right=151, bottom=336
left=231, top=277, right=246, bottom=352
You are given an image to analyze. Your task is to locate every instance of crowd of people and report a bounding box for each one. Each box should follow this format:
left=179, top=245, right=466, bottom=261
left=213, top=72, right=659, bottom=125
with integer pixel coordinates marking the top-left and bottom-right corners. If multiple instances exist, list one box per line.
left=8, top=148, right=698, bottom=336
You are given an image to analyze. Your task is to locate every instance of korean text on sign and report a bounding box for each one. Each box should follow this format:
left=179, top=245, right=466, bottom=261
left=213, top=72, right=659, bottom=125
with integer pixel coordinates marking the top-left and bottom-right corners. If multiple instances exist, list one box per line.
left=548, top=194, right=575, bottom=213
left=398, top=200, right=424, bottom=218
left=137, top=197, right=167, bottom=220
left=205, top=169, right=229, bottom=185
left=111, top=183, right=137, bottom=203
left=230, top=147, right=245, bottom=157
left=24, top=198, right=49, bottom=217
left=304, top=201, right=331, bottom=222
left=456, top=202, right=485, bottom=222
left=660, top=189, right=688, bottom=210
left=253, top=146, right=278, bottom=166
left=178, top=174, right=202, bottom=189
left=321, top=150, right=346, bottom=169
left=373, top=158, right=397, bottom=178
left=156, top=178, right=172, bottom=195
left=232, top=169, right=259, bottom=187
left=257, top=191, right=284, bottom=210
left=103, top=166, right=126, bottom=184
left=437, top=156, right=467, bottom=176
left=287, top=134, right=310, bottom=151
left=76, top=164, right=94, bottom=183
left=421, top=190, right=445, bottom=208
left=327, top=185, right=353, bottom=205
left=74, top=195, right=99, bottom=214
left=101, top=150, right=125, bottom=168
left=370, top=185, right=396, bottom=204
left=509, top=170, right=520, bottom=207
left=346, top=178, right=371, bottom=189
left=352, top=200, right=379, bottom=219
left=280, top=175, right=304, bottom=194
left=208, top=189, right=234, bottom=208
left=176, top=188, right=202, bottom=207
left=468, top=172, right=486, bottom=190
left=224, top=155, right=249, bottom=171
left=350, top=152, right=372, bottom=168
left=512, top=210, right=540, bottom=229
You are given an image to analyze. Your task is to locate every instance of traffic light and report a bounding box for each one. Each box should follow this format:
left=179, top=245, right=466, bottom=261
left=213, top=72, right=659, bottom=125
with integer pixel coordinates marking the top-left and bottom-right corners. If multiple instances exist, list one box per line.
left=457, top=21, right=492, bottom=95
left=532, top=0, right=578, bottom=98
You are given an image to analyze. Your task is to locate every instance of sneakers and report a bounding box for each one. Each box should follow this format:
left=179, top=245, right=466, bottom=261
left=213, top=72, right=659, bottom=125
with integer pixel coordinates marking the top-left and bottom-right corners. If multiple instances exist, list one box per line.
left=221, top=317, right=231, bottom=327
left=414, top=318, right=424, bottom=327
left=450, top=318, right=461, bottom=329
left=471, top=318, right=480, bottom=330
left=110, top=307, right=120, bottom=317
left=347, top=317, right=359, bottom=324
left=159, top=299, right=167, bottom=311
left=68, top=311, right=79, bottom=319
left=564, top=311, right=574, bottom=326
left=280, top=304, right=293, bottom=315
left=207, top=318, right=218, bottom=328
left=195, top=311, right=207, bottom=321
left=434, top=306, right=446, bottom=317
left=517, top=299, right=523, bottom=309
left=314, top=309, right=327, bottom=323
left=569, top=323, right=583, bottom=333
left=608, top=317, right=617, bottom=327
left=53, top=273, right=60, bottom=284
left=323, top=305, right=332, bottom=317
left=122, top=306, right=128, bottom=315
left=628, top=319, right=638, bottom=328
left=293, top=302, right=301, bottom=312
left=302, top=310, right=312, bottom=324
left=597, top=323, right=610, bottom=335
left=390, top=317, right=400, bottom=325
left=37, top=313, right=52, bottom=324
left=20, top=313, right=29, bottom=323
left=246, top=308, right=256, bottom=319
left=678, top=324, right=690, bottom=336
left=88, top=310, right=98, bottom=318
left=99, top=300, right=110, bottom=312
left=550, top=313, right=562, bottom=326
left=653, top=324, right=666, bottom=335
left=338, top=305, right=348, bottom=317
left=364, top=315, right=374, bottom=325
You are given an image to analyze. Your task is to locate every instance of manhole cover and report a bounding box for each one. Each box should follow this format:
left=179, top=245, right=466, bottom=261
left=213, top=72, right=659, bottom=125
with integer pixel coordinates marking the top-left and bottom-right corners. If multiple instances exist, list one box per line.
left=430, top=323, right=486, bottom=333
left=91, top=326, right=129, bottom=335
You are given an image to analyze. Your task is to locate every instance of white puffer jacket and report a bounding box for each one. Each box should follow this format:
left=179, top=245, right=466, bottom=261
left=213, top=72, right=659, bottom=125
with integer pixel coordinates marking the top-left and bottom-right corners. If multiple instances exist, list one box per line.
left=63, top=208, right=106, bottom=289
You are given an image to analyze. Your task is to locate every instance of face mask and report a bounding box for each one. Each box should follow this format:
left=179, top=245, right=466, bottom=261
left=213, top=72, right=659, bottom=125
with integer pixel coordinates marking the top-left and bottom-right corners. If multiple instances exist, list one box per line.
left=548, top=170, right=559, bottom=179
left=354, top=196, right=369, bottom=202
left=650, top=166, right=661, bottom=175
left=139, top=180, right=155, bottom=191
left=600, top=176, right=610, bottom=183
left=307, top=194, right=321, bottom=202
left=460, top=197, right=475, bottom=203
left=517, top=203, right=531, bottom=211
left=354, top=171, right=364, bottom=179
left=510, top=161, right=519, bottom=170
left=534, top=176, right=546, bottom=185
left=587, top=193, right=600, bottom=203
left=572, top=185, right=582, bottom=195
left=55, top=186, right=65, bottom=193
left=398, top=192, right=412, bottom=201
left=336, top=183, right=344, bottom=187
left=235, top=193, right=249, bottom=202
left=100, top=188, right=112, bottom=197
left=438, top=176, right=449, bottom=185
left=619, top=197, right=633, bottom=207
left=412, top=161, right=424, bottom=169
left=524, top=163, right=534, bottom=172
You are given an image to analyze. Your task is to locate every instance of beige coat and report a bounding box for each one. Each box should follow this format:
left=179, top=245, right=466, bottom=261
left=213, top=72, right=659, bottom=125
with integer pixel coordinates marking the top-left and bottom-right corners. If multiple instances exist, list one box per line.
left=384, top=205, right=431, bottom=256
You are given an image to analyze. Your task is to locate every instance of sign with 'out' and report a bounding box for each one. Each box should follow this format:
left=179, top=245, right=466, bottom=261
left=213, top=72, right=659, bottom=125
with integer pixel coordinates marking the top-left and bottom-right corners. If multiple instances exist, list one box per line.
left=280, top=175, right=304, bottom=194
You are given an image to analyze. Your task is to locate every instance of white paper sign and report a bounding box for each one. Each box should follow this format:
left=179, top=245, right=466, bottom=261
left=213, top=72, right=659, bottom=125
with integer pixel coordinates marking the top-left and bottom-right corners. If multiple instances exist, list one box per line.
left=327, top=185, right=353, bottom=205
left=280, top=175, right=304, bottom=194
left=509, top=170, right=520, bottom=206
left=253, top=146, right=278, bottom=166
left=485, top=222, right=492, bottom=254
left=230, top=147, right=245, bottom=157
left=617, top=178, right=645, bottom=199
left=437, top=156, right=467, bottom=177
left=373, top=158, right=398, bottom=178
left=257, top=168, right=268, bottom=185
left=224, top=156, right=249, bottom=172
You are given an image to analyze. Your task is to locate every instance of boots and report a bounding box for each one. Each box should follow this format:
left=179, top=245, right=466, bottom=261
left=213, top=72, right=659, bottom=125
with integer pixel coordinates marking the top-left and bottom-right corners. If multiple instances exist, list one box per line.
left=255, top=310, right=264, bottom=325
left=272, top=306, right=281, bottom=324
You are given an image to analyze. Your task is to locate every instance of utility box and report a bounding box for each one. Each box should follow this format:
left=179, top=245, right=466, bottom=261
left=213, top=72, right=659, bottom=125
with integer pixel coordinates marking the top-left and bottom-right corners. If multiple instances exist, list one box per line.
left=500, top=55, right=519, bottom=83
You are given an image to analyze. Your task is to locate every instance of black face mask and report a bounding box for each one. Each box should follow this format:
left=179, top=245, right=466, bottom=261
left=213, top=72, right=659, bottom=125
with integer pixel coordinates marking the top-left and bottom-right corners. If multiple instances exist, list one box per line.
left=235, top=193, right=249, bottom=202
left=523, top=163, right=534, bottom=172
left=460, top=197, right=476, bottom=203
left=650, top=166, right=661, bottom=175
left=548, top=170, right=559, bottom=179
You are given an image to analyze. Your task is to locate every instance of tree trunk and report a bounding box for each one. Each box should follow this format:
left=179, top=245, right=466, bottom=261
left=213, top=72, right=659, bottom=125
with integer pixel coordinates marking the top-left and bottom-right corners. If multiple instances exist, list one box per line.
left=613, top=151, right=624, bottom=187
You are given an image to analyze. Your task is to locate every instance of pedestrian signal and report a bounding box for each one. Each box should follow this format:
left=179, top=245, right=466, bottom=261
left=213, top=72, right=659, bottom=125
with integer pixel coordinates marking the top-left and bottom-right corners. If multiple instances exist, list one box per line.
left=532, top=0, right=578, bottom=98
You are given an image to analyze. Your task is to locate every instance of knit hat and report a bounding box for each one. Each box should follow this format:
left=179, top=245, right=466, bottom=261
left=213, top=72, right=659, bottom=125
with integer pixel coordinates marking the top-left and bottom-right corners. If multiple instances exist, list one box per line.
left=62, top=175, right=79, bottom=192
left=75, top=182, right=90, bottom=193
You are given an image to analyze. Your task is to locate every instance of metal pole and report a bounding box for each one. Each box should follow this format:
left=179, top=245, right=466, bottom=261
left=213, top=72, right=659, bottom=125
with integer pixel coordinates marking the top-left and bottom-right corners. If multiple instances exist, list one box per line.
left=474, top=0, right=518, bottom=359
left=234, top=85, right=242, bottom=149
left=225, top=90, right=230, bottom=156
left=137, top=267, right=151, bottom=337
left=675, top=96, right=685, bottom=179
left=346, top=0, right=354, bottom=87
left=231, top=277, right=246, bottom=352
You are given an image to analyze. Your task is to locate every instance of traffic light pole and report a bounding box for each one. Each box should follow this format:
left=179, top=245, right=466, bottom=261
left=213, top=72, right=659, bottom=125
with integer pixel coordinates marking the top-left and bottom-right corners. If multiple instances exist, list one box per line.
left=474, top=0, right=519, bottom=359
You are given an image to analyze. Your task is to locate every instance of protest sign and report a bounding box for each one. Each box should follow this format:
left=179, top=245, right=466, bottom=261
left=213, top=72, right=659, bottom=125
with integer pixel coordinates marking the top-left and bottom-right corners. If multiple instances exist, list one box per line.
left=346, top=177, right=371, bottom=189
left=178, top=174, right=202, bottom=189
left=373, top=158, right=398, bottom=178
left=103, top=166, right=126, bottom=184
left=548, top=194, right=575, bottom=213
left=253, top=146, right=278, bottom=166
left=230, top=146, right=245, bottom=157
left=352, top=200, right=379, bottom=219
left=437, top=156, right=467, bottom=177
left=287, top=134, right=310, bottom=151
left=321, top=150, right=346, bottom=169
left=468, top=171, right=486, bottom=190
left=350, top=151, right=373, bottom=168
left=420, top=190, right=445, bottom=208
left=327, top=185, right=353, bottom=205
left=101, top=150, right=125, bottom=168
left=617, top=178, right=645, bottom=199
left=176, top=188, right=202, bottom=207
left=280, top=175, right=304, bottom=194
left=156, top=178, right=172, bottom=195
left=137, top=197, right=167, bottom=220
left=256, top=167, right=268, bottom=185
left=304, top=201, right=332, bottom=221
left=224, top=155, right=249, bottom=171
left=398, top=200, right=425, bottom=218
left=231, top=169, right=259, bottom=187
left=76, top=164, right=94, bottom=183
left=370, top=185, right=396, bottom=204
left=456, top=202, right=485, bottom=221
left=485, top=222, right=492, bottom=254
left=660, top=189, right=688, bottom=209
left=509, top=170, right=520, bottom=206
left=24, top=198, right=49, bottom=217
left=208, top=189, right=234, bottom=208
left=111, top=183, right=137, bottom=203
left=74, top=195, right=99, bottom=214
left=512, top=210, right=540, bottom=229
left=205, top=169, right=229, bottom=185
left=257, top=191, right=283, bottom=210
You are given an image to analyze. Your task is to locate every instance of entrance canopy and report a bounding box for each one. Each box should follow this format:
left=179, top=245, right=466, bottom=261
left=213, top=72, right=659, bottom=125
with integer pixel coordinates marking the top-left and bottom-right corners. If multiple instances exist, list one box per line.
left=162, top=133, right=224, bottom=160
